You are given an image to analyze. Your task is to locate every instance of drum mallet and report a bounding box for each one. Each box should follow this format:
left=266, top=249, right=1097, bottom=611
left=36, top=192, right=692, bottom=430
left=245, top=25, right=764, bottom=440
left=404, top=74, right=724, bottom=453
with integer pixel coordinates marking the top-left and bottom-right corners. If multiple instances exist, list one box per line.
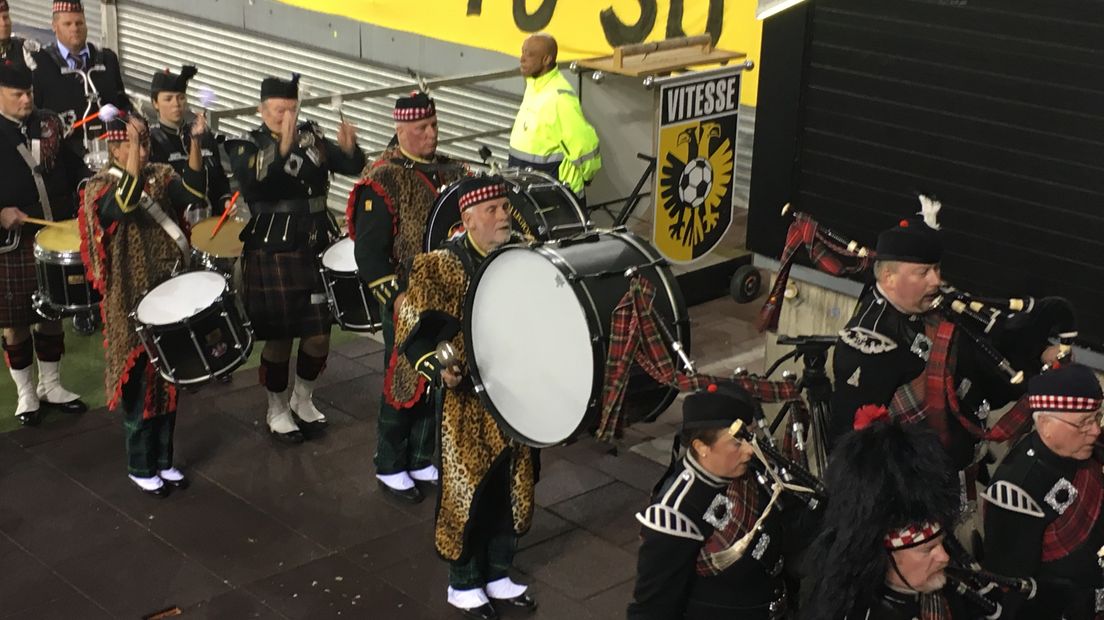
left=208, top=191, right=241, bottom=240
left=435, top=341, right=464, bottom=375
left=21, top=217, right=68, bottom=228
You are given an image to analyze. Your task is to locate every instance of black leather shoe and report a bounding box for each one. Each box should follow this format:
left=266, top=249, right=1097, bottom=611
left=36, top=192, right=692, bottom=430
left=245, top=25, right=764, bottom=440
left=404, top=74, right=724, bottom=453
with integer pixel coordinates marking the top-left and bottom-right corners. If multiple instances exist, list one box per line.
left=492, top=593, right=537, bottom=612
left=455, top=603, right=498, bottom=620
left=15, top=409, right=42, bottom=426
left=135, top=483, right=170, bottom=498
left=377, top=479, right=423, bottom=504
left=161, top=475, right=190, bottom=490
left=270, top=429, right=305, bottom=444
left=42, top=398, right=87, bottom=414
left=292, top=412, right=329, bottom=434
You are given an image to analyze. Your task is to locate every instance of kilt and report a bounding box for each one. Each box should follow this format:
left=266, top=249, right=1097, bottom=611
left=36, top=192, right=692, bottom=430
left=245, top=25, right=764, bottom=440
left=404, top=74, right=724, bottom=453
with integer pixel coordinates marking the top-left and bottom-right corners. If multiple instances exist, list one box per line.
left=0, top=234, right=40, bottom=328
left=241, top=245, right=331, bottom=340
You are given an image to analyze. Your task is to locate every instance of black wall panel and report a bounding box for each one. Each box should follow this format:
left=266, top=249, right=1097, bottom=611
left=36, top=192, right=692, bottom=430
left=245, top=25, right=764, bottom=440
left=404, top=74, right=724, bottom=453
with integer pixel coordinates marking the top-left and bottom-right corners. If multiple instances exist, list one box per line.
left=749, top=0, right=1104, bottom=346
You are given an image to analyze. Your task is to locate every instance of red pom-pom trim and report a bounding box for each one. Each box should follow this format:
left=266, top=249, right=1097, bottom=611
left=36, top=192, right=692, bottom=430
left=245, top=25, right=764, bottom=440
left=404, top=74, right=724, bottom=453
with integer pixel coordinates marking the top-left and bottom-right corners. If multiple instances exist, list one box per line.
left=707, top=383, right=718, bottom=393
left=899, top=219, right=909, bottom=228
left=854, top=404, right=889, bottom=430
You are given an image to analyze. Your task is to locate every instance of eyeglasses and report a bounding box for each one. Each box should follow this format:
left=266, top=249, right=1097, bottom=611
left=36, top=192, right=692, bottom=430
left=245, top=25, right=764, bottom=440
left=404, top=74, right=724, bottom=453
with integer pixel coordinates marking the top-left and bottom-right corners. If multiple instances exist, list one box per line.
left=1046, top=411, right=1104, bottom=433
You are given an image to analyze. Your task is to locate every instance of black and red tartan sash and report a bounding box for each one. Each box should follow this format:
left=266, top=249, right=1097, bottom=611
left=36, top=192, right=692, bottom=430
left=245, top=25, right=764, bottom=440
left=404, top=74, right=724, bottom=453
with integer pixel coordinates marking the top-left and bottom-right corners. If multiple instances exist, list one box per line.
left=1041, top=464, right=1104, bottom=562
left=696, top=477, right=761, bottom=576
left=889, top=320, right=1032, bottom=447
left=757, top=213, right=873, bottom=332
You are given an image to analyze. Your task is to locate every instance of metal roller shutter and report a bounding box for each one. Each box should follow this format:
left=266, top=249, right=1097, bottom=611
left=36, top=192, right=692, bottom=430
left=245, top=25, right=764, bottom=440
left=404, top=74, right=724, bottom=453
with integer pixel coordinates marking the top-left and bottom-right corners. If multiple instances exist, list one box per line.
left=112, top=2, right=519, bottom=214
left=6, top=0, right=104, bottom=46
left=752, top=0, right=1104, bottom=345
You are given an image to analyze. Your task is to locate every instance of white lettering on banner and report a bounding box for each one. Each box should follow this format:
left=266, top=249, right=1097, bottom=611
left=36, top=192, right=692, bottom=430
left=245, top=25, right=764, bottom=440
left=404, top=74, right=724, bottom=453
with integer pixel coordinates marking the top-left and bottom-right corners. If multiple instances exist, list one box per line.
left=664, top=76, right=739, bottom=125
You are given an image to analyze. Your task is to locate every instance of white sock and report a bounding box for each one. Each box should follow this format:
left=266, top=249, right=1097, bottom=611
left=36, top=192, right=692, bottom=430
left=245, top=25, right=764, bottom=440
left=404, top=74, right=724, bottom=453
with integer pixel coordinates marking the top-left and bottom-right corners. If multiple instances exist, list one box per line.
left=266, top=391, right=300, bottom=434
left=9, top=366, right=40, bottom=415
left=290, top=376, right=326, bottom=423
left=486, top=576, right=527, bottom=599
left=158, top=467, right=184, bottom=482
left=376, top=471, right=415, bottom=491
left=129, top=474, right=164, bottom=491
left=447, top=586, right=490, bottom=609
left=410, top=464, right=439, bottom=482
left=36, top=360, right=80, bottom=403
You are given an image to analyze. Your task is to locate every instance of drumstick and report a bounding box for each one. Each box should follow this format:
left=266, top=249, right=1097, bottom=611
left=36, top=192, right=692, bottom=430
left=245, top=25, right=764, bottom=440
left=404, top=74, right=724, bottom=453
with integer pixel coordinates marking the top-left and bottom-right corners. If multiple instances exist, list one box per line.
left=22, top=217, right=68, bottom=228
left=208, top=191, right=241, bottom=240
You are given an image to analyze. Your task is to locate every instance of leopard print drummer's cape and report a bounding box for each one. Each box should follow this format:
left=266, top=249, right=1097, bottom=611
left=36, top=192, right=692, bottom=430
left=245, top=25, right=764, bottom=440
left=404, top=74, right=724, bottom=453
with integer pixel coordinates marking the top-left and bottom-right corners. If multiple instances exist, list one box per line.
left=79, top=163, right=185, bottom=418
left=354, top=146, right=464, bottom=408
left=397, top=248, right=535, bottom=561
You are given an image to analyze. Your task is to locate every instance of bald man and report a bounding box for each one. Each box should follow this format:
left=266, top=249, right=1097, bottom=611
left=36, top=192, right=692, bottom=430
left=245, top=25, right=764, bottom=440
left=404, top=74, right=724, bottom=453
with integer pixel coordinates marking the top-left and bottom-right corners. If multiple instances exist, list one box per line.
left=508, top=33, right=601, bottom=203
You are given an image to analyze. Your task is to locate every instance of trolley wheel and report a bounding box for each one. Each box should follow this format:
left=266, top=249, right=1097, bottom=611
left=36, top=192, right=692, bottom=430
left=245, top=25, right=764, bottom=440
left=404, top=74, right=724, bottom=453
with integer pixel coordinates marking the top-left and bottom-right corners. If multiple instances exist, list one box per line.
left=730, top=264, right=763, bottom=303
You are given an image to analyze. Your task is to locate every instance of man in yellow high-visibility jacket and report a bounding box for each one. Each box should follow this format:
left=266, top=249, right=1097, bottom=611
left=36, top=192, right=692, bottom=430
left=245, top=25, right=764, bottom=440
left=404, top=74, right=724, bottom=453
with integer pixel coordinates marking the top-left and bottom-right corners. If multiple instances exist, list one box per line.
left=509, top=33, right=601, bottom=203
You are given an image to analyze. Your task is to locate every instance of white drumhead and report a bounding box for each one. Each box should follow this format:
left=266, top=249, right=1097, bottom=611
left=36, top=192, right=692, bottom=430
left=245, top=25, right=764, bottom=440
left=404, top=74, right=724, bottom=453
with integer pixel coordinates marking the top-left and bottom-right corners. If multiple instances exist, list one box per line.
left=136, top=271, right=226, bottom=325
left=469, top=248, right=594, bottom=445
left=321, top=237, right=357, bottom=272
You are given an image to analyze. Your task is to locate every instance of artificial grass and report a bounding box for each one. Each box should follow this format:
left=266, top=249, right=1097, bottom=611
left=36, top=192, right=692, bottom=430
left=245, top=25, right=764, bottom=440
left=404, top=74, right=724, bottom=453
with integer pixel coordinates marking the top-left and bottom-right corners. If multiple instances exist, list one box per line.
left=0, top=321, right=363, bottom=435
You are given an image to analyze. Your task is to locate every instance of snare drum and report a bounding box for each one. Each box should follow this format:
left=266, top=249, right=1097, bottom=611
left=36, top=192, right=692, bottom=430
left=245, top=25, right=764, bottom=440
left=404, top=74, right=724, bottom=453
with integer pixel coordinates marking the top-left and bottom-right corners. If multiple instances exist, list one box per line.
left=319, top=237, right=381, bottom=332
left=465, top=230, right=690, bottom=447
left=424, top=169, right=591, bottom=251
left=189, top=216, right=245, bottom=274
left=33, top=219, right=101, bottom=317
left=133, top=271, right=253, bottom=385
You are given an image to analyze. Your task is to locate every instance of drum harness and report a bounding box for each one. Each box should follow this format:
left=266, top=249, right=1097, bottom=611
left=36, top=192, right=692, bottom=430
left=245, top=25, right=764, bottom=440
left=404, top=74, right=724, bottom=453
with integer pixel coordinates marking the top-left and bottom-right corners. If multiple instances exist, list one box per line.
left=104, top=167, right=191, bottom=268
left=2, top=137, right=54, bottom=255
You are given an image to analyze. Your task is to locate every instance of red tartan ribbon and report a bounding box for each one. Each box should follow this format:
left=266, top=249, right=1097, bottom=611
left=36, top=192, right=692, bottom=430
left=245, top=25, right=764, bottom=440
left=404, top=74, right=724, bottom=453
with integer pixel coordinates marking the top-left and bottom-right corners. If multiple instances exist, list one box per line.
left=597, top=276, right=806, bottom=441
left=757, top=214, right=873, bottom=332
left=1041, top=463, right=1104, bottom=562
left=889, top=320, right=1032, bottom=447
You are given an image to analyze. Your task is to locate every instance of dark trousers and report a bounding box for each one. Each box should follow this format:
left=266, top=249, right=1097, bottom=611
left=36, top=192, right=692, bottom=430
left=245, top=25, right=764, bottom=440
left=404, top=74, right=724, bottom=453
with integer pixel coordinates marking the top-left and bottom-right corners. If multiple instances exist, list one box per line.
left=374, top=298, right=436, bottom=474
left=448, top=459, right=518, bottom=589
left=121, top=357, right=176, bottom=477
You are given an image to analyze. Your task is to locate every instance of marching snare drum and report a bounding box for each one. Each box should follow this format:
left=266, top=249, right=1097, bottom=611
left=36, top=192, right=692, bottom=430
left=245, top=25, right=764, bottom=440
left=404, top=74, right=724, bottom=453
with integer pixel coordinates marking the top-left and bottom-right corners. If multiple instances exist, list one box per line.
left=465, top=230, right=690, bottom=447
left=33, top=219, right=102, bottom=317
left=133, top=270, right=253, bottom=385
left=189, top=216, right=246, bottom=274
left=424, top=169, right=591, bottom=251
left=319, top=236, right=381, bottom=332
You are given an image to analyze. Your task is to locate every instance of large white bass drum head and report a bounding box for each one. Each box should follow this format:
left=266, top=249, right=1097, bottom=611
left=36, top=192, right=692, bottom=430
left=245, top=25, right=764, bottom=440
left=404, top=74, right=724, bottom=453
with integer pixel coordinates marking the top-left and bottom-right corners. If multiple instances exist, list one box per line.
left=466, top=248, right=595, bottom=446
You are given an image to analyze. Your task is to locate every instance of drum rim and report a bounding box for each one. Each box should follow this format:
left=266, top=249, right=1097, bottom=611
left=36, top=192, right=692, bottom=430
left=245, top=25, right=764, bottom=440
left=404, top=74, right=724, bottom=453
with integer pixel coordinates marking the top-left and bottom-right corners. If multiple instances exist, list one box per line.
left=423, top=167, right=590, bottom=253
left=33, top=245, right=84, bottom=264
left=463, top=228, right=690, bottom=446
left=134, top=270, right=231, bottom=326
left=464, top=242, right=602, bottom=448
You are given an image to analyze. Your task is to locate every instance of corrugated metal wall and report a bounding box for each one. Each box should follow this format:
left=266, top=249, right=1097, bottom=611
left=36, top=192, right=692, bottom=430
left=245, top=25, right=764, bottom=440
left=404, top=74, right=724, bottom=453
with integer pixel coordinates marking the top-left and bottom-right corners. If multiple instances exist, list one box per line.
left=8, top=0, right=520, bottom=215
left=751, top=0, right=1104, bottom=345
left=114, top=3, right=518, bottom=213
left=6, top=0, right=103, bottom=44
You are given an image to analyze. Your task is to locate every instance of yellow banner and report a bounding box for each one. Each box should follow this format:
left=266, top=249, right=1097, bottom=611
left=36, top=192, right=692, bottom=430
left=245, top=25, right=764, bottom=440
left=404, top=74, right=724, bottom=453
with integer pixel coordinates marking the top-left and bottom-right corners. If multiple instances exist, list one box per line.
left=654, top=69, right=740, bottom=263
left=276, top=0, right=762, bottom=105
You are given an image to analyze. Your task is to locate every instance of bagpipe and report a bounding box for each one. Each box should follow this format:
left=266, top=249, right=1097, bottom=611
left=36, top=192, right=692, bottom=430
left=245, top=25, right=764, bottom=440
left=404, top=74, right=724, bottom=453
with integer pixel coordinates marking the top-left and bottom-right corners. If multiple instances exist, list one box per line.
left=941, top=531, right=1037, bottom=619
left=760, top=203, right=1078, bottom=421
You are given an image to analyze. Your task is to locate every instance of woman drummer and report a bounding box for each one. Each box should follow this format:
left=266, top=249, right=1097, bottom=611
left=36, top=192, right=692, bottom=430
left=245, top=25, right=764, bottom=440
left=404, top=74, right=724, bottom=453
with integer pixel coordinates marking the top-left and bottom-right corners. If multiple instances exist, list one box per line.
left=79, top=111, right=206, bottom=497
left=627, top=382, right=797, bottom=619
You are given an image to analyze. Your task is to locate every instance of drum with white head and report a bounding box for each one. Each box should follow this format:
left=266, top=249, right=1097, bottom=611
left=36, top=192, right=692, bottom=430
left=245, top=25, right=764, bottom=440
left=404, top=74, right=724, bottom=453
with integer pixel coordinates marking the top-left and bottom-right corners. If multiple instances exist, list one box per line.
left=133, top=270, right=253, bottom=385
left=319, top=236, right=381, bottom=332
left=465, top=230, right=689, bottom=447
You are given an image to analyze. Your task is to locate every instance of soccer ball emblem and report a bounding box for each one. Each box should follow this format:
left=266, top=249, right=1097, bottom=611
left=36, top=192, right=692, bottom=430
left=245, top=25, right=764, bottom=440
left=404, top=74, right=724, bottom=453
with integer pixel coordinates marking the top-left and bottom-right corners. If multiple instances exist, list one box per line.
left=678, top=158, right=713, bottom=207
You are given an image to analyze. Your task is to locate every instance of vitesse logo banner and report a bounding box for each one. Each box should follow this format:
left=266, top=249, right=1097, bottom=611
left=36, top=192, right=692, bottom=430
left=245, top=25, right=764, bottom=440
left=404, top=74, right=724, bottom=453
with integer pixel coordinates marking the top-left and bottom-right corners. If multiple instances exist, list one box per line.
left=654, top=70, right=739, bottom=264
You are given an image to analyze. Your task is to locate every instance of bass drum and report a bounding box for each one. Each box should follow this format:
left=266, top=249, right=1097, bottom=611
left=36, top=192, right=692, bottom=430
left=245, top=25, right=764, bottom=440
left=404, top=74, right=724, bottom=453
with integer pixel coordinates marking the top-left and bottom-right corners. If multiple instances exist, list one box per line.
left=464, top=230, right=690, bottom=447
left=424, top=169, right=591, bottom=251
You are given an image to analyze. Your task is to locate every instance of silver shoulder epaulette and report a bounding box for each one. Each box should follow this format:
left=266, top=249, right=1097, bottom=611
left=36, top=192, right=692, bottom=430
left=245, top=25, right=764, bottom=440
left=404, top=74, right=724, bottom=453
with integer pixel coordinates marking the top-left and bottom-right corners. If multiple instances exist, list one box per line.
left=982, top=480, right=1045, bottom=518
left=635, top=504, right=704, bottom=541
left=839, top=326, right=898, bottom=355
